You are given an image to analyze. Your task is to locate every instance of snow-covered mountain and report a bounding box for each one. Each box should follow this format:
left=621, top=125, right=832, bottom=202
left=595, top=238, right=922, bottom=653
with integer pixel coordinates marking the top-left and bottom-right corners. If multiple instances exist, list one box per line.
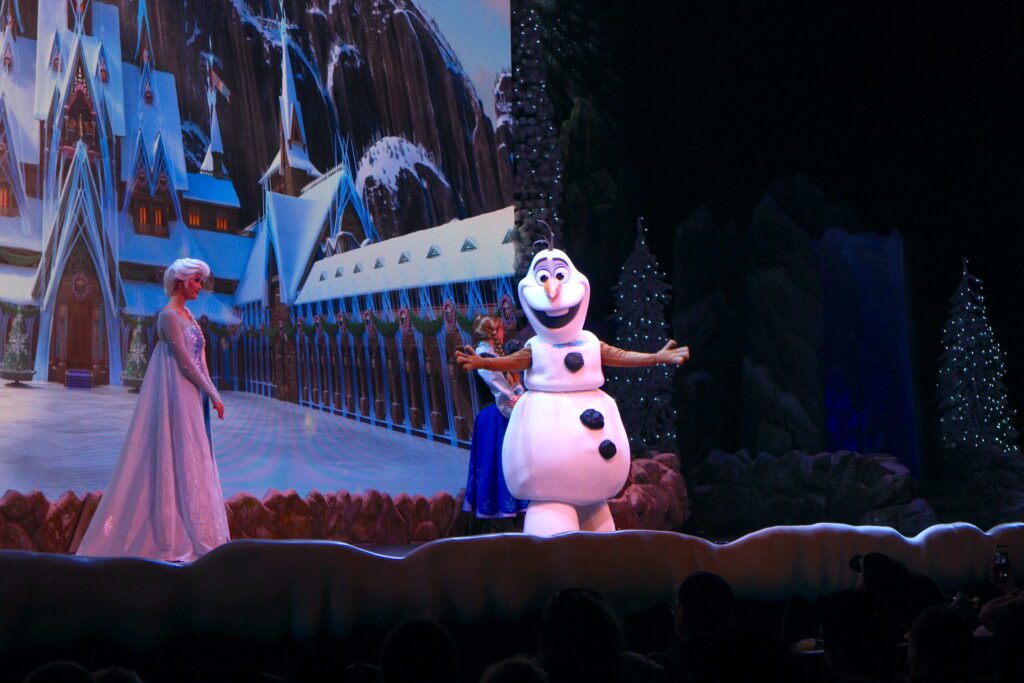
left=114, top=0, right=512, bottom=235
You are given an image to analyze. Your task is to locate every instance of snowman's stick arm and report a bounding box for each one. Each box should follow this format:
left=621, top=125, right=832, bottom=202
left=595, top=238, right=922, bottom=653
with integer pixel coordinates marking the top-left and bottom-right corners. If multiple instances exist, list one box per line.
left=601, top=340, right=690, bottom=367
left=458, top=346, right=532, bottom=372
left=482, top=346, right=532, bottom=371
left=600, top=342, right=658, bottom=367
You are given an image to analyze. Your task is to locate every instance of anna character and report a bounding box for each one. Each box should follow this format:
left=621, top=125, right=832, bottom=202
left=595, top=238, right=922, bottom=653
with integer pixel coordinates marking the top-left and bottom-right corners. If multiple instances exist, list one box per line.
left=462, top=314, right=528, bottom=519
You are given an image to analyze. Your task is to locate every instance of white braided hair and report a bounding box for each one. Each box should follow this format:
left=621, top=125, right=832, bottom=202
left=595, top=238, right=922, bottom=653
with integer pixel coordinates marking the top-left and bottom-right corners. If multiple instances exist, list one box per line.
left=163, top=258, right=211, bottom=296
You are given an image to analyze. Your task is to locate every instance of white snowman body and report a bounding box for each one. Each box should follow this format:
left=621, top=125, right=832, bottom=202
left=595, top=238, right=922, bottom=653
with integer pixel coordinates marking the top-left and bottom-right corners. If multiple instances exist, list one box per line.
left=502, top=330, right=630, bottom=504
left=496, top=247, right=633, bottom=531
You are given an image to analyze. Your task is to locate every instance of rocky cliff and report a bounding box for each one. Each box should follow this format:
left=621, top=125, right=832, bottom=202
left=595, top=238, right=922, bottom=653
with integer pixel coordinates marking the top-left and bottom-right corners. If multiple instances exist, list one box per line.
left=117, top=0, right=511, bottom=233
left=672, top=206, right=744, bottom=466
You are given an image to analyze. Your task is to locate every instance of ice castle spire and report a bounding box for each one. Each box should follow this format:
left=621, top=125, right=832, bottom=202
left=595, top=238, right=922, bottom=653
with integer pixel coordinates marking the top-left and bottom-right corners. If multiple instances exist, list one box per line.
left=134, top=0, right=156, bottom=108
left=0, top=1, right=17, bottom=79
left=69, top=0, right=88, bottom=35
left=259, top=0, right=319, bottom=194
left=0, top=0, right=21, bottom=37
left=278, top=0, right=305, bottom=154
left=135, top=0, right=154, bottom=67
left=202, top=37, right=227, bottom=178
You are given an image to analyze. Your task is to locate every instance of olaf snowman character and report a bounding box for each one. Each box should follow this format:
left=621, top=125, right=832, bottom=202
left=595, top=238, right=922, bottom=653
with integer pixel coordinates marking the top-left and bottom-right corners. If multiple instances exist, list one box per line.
left=456, top=223, right=689, bottom=536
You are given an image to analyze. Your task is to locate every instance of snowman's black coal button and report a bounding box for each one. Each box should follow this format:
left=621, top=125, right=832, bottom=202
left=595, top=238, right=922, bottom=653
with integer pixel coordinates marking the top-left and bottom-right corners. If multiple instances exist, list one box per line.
left=564, top=352, right=584, bottom=372
left=598, top=440, right=617, bottom=460
left=580, top=409, right=604, bottom=430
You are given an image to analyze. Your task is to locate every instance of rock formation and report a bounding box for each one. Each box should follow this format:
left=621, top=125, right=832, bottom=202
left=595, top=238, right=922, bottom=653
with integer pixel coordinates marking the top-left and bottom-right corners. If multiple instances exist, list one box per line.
left=608, top=454, right=690, bottom=532
left=686, top=450, right=936, bottom=537
left=741, top=194, right=825, bottom=455
left=120, top=0, right=512, bottom=233
left=0, top=461, right=691, bottom=551
left=672, top=206, right=744, bottom=466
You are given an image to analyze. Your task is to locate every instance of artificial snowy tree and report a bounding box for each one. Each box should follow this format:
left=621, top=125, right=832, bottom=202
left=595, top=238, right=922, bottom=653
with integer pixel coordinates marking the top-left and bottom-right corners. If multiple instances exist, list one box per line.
left=1, top=309, right=34, bottom=384
left=607, top=219, right=678, bottom=453
left=122, top=319, right=149, bottom=389
left=511, top=0, right=564, bottom=276
left=937, top=258, right=1019, bottom=455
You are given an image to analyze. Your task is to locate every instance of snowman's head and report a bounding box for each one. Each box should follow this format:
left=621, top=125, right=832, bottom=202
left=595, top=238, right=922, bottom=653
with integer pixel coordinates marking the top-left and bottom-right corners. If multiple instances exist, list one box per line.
left=518, top=247, right=590, bottom=345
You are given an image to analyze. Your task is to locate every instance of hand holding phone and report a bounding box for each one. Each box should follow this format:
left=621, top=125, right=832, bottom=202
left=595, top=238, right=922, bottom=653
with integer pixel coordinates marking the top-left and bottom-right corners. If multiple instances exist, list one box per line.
left=993, top=544, right=1012, bottom=591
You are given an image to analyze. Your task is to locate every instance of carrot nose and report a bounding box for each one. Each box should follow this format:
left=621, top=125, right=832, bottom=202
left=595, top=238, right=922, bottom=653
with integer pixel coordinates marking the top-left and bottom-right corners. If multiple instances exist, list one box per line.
left=544, top=278, right=561, bottom=299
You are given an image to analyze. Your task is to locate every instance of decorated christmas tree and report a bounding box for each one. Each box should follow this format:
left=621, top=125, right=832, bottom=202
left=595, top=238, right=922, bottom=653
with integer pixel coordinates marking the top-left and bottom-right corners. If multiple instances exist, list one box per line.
left=607, top=219, right=677, bottom=453
left=937, top=258, right=1019, bottom=455
left=2, top=309, right=32, bottom=375
left=510, top=0, right=564, bottom=276
left=122, top=319, right=149, bottom=382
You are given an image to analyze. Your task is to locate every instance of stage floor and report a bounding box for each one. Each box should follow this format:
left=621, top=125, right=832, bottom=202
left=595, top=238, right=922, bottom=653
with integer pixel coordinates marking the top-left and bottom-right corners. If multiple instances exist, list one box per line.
left=0, top=382, right=469, bottom=499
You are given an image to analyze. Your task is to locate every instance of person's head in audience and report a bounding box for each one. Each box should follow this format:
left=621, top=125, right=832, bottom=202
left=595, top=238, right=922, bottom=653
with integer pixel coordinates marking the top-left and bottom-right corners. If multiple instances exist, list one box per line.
left=23, top=661, right=94, bottom=683
left=995, top=599, right=1024, bottom=683
left=851, top=552, right=915, bottom=641
left=379, top=619, right=456, bottom=683
left=907, top=607, right=971, bottom=683
left=480, top=657, right=548, bottom=683
left=538, top=588, right=623, bottom=683
left=907, top=573, right=946, bottom=619
left=850, top=552, right=911, bottom=595
left=674, top=571, right=734, bottom=642
left=342, top=662, right=381, bottom=683
left=821, top=589, right=902, bottom=682
left=90, top=670, right=144, bottom=683
left=221, top=673, right=288, bottom=683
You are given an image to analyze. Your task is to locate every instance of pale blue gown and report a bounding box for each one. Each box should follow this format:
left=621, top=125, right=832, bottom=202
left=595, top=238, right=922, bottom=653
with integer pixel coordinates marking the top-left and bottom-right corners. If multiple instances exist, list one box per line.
left=77, top=309, right=230, bottom=561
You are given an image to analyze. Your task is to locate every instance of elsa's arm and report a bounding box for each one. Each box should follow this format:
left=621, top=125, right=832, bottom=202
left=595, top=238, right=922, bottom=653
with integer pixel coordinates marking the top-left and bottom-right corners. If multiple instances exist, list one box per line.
left=158, top=311, right=223, bottom=405
left=200, top=337, right=226, bottom=419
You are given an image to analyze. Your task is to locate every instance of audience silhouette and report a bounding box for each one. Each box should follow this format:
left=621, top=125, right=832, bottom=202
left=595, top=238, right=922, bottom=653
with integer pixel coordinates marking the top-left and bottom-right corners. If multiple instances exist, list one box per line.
left=14, top=553, right=1020, bottom=683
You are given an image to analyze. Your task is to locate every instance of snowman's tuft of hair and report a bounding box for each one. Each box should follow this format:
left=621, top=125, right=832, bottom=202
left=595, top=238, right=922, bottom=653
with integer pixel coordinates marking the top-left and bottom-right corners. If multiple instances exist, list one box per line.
left=535, top=220, right=556, bottom=251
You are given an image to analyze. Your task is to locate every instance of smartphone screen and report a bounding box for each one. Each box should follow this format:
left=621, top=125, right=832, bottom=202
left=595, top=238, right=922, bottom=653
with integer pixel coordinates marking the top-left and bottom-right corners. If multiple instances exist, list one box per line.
left=995, top=544, right=1010, bottom=582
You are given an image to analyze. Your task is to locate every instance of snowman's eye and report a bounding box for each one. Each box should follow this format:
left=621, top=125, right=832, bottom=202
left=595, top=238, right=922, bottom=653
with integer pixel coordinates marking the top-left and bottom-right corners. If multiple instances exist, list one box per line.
left=554, top=267, right=569, bottom=281
left=534, top=268, right=551, bottom=285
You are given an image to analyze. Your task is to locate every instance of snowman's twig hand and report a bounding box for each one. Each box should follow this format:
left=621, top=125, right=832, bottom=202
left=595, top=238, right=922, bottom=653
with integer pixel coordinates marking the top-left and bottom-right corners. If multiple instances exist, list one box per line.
left=455, top=346, right=483, bottom=372
left=655, top=340, right=690, bottom=365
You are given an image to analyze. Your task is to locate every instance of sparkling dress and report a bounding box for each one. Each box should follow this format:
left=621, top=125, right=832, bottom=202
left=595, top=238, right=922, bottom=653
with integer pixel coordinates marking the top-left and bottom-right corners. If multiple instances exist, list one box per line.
left=76, top=309, right=230, bottom=561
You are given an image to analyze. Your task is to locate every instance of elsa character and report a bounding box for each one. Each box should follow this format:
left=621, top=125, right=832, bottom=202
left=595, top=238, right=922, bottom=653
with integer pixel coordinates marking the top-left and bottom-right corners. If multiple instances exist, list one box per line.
left=77, top=258, right=230, bottom=561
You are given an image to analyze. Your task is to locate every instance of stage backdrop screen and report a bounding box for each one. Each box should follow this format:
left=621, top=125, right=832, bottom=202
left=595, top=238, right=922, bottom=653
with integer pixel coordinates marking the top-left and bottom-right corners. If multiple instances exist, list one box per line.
left=0, top=0, right=513, bottom=503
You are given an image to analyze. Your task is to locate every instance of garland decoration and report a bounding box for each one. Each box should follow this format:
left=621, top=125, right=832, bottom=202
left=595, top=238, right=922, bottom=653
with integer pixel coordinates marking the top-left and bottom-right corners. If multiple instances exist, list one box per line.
left=0, top=302, right=37, bottom=316
left=209, top=323, right=239, bottom=338
left=370, top=313, right=401, bottom=338
left=0, top=248, right=41, bottom=268
left=411, top=315, right=444, bottom=336
left=456, top=312, right=475, bottom=335
left=344, top=318, right=366, bottom=336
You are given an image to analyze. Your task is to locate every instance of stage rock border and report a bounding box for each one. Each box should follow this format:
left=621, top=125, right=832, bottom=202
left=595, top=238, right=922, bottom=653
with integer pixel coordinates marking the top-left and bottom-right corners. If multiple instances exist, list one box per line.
left=0, top=456, right=690, bottom=552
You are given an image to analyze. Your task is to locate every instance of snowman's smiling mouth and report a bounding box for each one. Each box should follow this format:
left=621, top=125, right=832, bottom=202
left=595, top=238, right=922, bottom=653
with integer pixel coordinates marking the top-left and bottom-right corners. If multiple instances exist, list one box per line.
left=528, top=302, right=581, bottom=329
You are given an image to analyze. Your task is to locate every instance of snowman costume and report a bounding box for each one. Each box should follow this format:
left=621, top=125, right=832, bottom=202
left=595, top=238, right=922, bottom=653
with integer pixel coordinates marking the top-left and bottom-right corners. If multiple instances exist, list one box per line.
left=458, top=247, right=688, bottom=536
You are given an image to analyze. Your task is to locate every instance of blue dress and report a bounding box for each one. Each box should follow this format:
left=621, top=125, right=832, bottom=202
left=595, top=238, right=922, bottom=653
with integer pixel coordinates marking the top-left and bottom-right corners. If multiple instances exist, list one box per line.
left=463, top=342, right=529, bottom=518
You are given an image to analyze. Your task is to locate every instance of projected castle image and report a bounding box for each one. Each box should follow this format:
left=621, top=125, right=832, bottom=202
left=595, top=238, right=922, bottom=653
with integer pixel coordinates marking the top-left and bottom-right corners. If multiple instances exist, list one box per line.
left=0, top=0, right=515, bottom=448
